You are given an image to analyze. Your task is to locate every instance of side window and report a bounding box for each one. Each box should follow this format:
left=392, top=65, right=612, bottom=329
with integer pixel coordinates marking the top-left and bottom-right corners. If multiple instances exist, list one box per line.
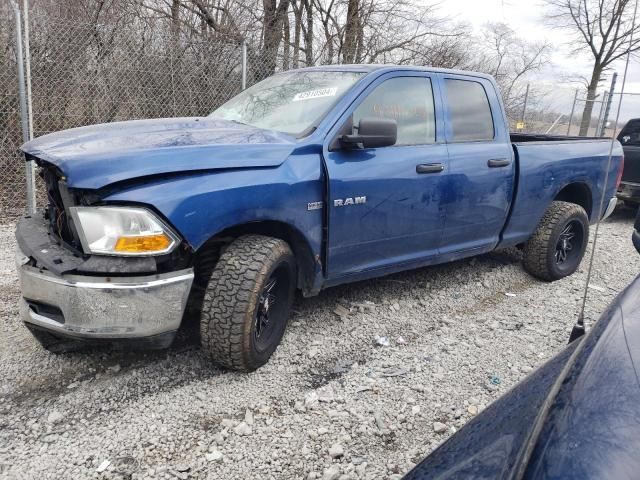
left=445, top=79, right=494, bottom=142
left=353, top=77, right=436, bottom=146
left=619, top=121, right=640, bottom=145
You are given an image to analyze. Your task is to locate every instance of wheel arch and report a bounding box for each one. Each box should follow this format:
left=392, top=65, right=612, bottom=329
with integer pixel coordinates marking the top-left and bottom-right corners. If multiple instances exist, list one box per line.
left=194, top=220, right=320, bottom=295
left=553, top=182, right=593, bottom=220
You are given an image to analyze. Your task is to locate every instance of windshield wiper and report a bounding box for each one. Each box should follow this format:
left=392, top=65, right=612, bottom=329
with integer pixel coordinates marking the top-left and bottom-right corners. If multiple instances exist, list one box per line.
left=228, top=119, right=250, bottom=126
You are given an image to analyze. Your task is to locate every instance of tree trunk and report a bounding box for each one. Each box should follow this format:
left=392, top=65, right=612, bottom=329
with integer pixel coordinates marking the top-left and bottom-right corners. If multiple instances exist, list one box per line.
left=292, top=0, right=302, bottom=68
left=303, top=0, right=313, bottom=66
left=342, top=0, right=359, bottom=63
left=170, top=0, right=180, bottom=38
left=354, top=10, right=364, bottom=63
left=260, top=0, right=291, bottom=79
left=579, top=64, right=602, bottom=136
left=283, top=11, right=290, bottom=70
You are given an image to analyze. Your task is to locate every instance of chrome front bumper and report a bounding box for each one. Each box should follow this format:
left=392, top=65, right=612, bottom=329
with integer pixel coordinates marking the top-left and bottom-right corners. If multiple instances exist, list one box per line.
left=601, top=197, right=618, bottom=221
left=17, top=252, right=194, bottom=340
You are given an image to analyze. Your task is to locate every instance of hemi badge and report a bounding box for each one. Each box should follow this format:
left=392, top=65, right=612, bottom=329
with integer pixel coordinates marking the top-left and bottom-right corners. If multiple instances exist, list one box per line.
left=307, top=201, right=323, bottom=211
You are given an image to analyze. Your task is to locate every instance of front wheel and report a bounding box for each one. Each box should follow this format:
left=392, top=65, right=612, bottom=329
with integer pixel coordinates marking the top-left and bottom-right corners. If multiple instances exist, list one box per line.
left=523, top=201, right=589, bottom=282
left=199, top=235, right=296, bottom=371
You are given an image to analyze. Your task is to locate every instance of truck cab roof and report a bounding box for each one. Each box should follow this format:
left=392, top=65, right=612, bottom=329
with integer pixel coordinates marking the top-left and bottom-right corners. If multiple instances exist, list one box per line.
left=289, top=64, right=496, bottom=82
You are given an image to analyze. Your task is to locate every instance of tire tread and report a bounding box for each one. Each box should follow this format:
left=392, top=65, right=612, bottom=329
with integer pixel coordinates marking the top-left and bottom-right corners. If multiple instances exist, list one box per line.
left=523, top=201, right=589, bottom=281
left=200, top=235, right=293, bottom=371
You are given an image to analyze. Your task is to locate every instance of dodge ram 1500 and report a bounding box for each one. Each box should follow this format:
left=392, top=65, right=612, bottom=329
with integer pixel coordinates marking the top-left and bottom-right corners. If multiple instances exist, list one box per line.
left=16, top=65, right=623, bottom=371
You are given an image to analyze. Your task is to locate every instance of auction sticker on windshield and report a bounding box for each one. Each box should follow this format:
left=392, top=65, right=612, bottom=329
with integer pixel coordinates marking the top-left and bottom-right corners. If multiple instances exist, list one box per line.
left=293, top=87, right=338, bottom=102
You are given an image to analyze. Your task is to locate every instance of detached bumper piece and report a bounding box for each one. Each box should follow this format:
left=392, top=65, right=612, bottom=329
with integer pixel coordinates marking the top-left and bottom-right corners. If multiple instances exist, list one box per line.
left=617, top=181, right=640, bottom=204
left=17, top=249, right=193, bottom=346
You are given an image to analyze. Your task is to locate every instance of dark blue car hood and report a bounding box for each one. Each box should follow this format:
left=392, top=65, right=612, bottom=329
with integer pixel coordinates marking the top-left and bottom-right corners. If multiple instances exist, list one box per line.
left=406, top=274, right=640, bottom=480
left=523, top=275, right=640, bottom=479
left=21, top=117, right=296, bottom=189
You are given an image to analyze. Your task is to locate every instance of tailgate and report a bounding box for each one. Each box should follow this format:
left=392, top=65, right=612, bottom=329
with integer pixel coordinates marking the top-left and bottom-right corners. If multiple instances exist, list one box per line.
left=622, top=145, right=640, bottom=183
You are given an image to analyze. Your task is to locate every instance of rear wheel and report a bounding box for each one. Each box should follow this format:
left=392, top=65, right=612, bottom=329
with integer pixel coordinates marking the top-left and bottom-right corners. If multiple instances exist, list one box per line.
left=199, top=235, right=296, bottom=371
left=523, top=201, right=589, bottom=281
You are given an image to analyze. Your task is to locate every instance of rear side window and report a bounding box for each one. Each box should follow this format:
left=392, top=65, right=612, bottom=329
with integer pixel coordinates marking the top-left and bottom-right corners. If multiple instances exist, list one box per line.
left=445, top=79, right=494, bottom=142
left=353, top=77, right=436, bottom=146
left=619, top=121, right=640, bottom=145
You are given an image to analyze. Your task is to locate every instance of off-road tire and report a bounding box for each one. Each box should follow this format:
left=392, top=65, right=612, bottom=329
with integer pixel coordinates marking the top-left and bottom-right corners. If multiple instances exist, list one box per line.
left=200, top=235, right=296, bottom=371
left=523, top=201, right=589, bottom=282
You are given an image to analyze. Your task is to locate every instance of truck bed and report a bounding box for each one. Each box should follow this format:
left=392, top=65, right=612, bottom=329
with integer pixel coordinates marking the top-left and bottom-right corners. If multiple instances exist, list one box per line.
left=501, top=137, right=623, bottom=249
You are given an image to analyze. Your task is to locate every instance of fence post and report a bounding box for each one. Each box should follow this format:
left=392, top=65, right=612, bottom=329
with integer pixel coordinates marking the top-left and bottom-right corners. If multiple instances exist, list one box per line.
left=520, top=83, right=529, bottom=128
left=600, top=72, right=617, bottom=137
left=595, top=91, right=608, bottom=137
left=241, top=39, right=247, bottom=90
left=169, top=39, right=177, bottom=116
left=12, top=1, right=36, bottom=214
left=566, top=88, right=578, bottom=136
left=23, top=0, right=33, bottom=140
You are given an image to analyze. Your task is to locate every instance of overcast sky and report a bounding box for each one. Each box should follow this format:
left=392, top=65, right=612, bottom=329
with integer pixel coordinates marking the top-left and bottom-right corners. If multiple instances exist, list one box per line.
left=438, top=0, right=640, bottom=123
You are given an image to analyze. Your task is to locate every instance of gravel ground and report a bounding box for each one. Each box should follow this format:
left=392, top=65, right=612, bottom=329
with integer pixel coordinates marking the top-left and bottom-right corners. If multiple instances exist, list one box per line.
left=1, top=206, right=639, bottom=480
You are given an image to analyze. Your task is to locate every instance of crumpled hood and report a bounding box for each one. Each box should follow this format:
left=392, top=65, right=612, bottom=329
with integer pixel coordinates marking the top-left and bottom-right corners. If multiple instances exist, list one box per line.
left=21, top=117, right=296, bottom=189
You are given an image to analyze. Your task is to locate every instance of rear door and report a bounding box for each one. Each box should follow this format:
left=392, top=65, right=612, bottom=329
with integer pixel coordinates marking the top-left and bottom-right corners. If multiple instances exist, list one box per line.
left=323, top=72, right=449, bottom=280
left=439, top=75, right=515, bottom=255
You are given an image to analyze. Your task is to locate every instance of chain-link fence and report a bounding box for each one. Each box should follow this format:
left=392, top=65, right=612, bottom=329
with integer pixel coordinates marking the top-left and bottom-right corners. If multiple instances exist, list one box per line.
left=1, top=9, right=252, bottom=221
left=0, top=7, right=25, bottom=220
left=27, top=16, right=244, bottom=130
left=0, top=6, right=633, bottom=223
left=506, top=82, right=614, bottom=137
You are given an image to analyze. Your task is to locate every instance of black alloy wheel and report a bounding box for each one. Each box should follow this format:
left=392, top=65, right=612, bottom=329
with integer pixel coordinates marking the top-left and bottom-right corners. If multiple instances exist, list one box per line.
left=554, top=220, right=585, bottom=268
left=253, top=265, right=291, bottom=353
left=199, top=235, right=296, bottom=371
left=523, top=201, right=590, bottom=281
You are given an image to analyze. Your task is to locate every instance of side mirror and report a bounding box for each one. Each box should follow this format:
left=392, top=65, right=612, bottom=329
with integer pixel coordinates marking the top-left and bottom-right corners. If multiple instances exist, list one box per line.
left=633, top=207, right=640, bottom=254
left=341, top=118, right=397, bottom=149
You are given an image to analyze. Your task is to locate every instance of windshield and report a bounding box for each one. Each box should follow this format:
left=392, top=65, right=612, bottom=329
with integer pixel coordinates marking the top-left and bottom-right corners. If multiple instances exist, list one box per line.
left=209, top=70, right=365, bottom=135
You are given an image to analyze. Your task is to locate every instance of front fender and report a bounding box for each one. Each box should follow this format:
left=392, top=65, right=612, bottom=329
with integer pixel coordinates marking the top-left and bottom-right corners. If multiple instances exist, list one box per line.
left=102, top=155, right=324, bottom=261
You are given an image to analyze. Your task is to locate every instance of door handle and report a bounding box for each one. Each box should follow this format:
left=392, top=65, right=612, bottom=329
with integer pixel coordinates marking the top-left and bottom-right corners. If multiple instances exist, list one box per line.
left=487, top=158, right=511, bottom=168
left=416, top=163, right=444, bottom=174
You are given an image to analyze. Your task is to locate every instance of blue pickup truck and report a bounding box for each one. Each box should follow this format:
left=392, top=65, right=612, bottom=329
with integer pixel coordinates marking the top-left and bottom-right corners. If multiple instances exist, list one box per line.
left=16, top=65, right=623, bottom=371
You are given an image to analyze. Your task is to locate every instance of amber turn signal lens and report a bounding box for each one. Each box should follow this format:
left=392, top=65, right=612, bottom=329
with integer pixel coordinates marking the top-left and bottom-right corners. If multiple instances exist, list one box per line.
left=114, top=234, right=172, bottom=253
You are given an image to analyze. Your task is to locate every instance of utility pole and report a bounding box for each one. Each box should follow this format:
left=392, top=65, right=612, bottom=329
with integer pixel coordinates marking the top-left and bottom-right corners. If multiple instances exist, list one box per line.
left=520, top=83, right=530, bottom=130
left=600, top=72, right=617, bottom=137
left=566, top=88, right=578, bottom=136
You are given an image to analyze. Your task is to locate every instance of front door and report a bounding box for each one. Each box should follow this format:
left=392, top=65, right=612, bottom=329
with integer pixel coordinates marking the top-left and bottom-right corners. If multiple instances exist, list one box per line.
left=323, top=73, right=449, bottom=281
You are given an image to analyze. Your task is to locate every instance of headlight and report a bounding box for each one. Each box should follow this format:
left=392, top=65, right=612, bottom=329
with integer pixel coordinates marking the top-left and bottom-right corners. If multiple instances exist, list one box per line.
left=69, top=206, right=179, bottom=256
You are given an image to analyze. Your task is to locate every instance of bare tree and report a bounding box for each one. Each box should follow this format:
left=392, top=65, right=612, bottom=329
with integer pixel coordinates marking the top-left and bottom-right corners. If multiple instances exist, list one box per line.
left=261, top=0, right=292, bottom=77
left=545, top=0, right=640, bottom=135
left=311, top=0, right=449, bottom=65
left=474, top=23, right=550, bottom=120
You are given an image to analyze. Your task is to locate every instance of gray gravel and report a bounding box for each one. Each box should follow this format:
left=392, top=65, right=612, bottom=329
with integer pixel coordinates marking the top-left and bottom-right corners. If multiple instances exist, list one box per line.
left=1, top=206, right=639, bottom=480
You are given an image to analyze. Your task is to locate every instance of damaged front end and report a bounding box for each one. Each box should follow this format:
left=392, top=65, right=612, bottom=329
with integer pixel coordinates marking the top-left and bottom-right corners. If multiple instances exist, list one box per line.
left=15, top=158, right=195, bottom=348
